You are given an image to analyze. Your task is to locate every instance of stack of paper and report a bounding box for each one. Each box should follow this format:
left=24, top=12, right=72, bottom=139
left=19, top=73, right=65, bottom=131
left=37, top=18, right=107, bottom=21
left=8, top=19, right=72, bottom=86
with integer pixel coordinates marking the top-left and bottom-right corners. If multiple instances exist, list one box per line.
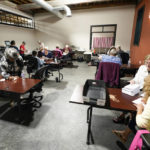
left=122, top=84, right=140, bottom=96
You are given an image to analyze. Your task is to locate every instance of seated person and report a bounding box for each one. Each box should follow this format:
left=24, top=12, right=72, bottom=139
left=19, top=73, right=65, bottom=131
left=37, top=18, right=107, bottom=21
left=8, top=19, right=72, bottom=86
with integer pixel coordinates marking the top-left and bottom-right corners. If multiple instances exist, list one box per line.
left=10, top=40, right=19, bottom=53
left=112, top=75, right=150, bottom=145
left=106, top=46, right=116, bottom=55
left=0, top=47, right=23, bottom=80
left=116, top=45, right=124, bottom=55
left=62, top=45, right=73, bottom=60
left=42, top=47, right=53, bottom=60
left=63, top=44, right=71, bottom=55
left=32, top=51, right=44, bottom=70
left=54, top=46, right=63, bottom=58
left=113, top=54, right=150, bottom=123
left=116, top=45, right=129, bottom=64
left=99, top=47, right=122, bottom=65
left=130, top=54, right=150, bottom=89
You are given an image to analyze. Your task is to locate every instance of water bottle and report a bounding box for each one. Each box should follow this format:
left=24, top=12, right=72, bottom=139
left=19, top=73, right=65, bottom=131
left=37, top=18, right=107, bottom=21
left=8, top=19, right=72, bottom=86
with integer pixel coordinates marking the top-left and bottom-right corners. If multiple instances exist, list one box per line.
left=128, top=58, right=131, bottom=67
left=21, top=71, right=25, bottom=79
left=55, top=57, right=57, bottom=63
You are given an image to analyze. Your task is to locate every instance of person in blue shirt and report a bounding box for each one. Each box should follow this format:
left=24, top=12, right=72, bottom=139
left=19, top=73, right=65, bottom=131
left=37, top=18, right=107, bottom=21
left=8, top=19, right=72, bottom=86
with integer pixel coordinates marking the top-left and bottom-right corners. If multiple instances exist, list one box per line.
left=99, top=47, right=122, bottom=65
left=32, top=51, right=44, bottom=69
left=42, top=47, right=52, bottom=59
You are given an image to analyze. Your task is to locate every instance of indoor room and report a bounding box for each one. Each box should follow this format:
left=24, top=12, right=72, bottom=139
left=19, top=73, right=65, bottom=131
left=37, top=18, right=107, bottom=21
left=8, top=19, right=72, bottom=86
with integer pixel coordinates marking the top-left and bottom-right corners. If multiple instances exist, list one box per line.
left=0, top=0, right=150, bottom=150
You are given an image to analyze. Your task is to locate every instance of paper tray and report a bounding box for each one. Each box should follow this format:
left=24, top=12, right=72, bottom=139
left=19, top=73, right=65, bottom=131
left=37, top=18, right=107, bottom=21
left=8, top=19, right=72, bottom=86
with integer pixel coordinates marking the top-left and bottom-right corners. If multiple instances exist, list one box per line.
left=83, top=80, right=109, bottom=107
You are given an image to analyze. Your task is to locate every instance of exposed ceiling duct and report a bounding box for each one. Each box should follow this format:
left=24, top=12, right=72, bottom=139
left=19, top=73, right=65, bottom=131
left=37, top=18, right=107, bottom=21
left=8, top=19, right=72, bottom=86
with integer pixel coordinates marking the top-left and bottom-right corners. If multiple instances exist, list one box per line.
left=31, top=0, right=72, bottom=18
left=53, top=5, right=72, bottom=17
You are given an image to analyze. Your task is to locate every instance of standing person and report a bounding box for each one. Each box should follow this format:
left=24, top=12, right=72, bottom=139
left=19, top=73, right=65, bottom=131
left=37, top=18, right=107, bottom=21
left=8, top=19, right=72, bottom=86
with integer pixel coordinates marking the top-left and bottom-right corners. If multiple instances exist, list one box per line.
left=38, top=41, right=44, bottom=51
left=0, top=47, right=23, bottom=79
left=10, top=40, right=19, bottom=53
left=20, top=41, right=26, bottom=59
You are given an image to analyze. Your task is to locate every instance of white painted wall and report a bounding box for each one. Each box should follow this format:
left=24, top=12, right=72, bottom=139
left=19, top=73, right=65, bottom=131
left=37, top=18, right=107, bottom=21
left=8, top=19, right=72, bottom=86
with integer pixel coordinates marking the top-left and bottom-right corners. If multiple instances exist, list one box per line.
left=34, top=5, right=135, bottom=51
left=0, top=5, right=135, bottom=51
left=0, top=24, right=36, bottom=50
left=0, top=4, right=36, bottom=50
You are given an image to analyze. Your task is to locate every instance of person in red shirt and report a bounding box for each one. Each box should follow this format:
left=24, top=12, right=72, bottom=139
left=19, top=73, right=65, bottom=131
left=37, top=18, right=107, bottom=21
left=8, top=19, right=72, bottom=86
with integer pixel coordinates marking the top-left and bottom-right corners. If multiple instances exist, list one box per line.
left=20, top=41, right=26, bottom=59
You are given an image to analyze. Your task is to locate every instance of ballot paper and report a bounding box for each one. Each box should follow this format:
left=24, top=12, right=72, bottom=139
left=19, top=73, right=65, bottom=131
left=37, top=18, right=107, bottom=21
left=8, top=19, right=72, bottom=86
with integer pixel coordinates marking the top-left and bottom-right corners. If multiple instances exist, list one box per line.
left=140, top=93, right=145, bottom=97
left=122, top=84, right=140, bottom=96
left=0, top=79, right=5, bottom=82
left=132, top=97, right=146, bottom=107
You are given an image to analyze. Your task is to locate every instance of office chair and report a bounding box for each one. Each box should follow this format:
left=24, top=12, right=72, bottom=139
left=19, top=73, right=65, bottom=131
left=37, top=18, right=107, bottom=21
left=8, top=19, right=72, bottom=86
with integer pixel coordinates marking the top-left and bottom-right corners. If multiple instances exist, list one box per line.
left=96, top=62, right=120, bottom=88
left=26, top=56, right=38, bottom=78
left=133, top=126, right=150, bottom=150
left=47, top=63, right=63, bottom=82
left=61, top=51, right=74, bottom=67
left=120, top=52, right=129, bottom=64
left=53, top=50, right=62, bottom=59
left=22, top=66, right=49, bottom=108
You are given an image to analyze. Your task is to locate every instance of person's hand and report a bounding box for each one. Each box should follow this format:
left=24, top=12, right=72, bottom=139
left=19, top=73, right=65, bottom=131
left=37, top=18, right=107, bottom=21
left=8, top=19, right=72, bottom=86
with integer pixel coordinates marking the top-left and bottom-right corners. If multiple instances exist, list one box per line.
left=8, top=76, right=18, bottom=80
left=141, top=98, right=146, bottom=104
left=136, top=103, right=144, bottom=110
left=135, top=103, right=144, bottom=115
left=109, top=94, right=119, bottom=103
left=129, top=80, right=135, bottom=84
left=98, top=55, right=102, bottom=61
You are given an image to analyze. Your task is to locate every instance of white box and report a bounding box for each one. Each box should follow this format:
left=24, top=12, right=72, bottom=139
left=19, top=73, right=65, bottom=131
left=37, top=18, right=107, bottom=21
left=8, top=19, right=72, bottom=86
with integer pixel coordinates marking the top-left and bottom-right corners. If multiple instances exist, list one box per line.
left=122, top=84, right=140, bottom=96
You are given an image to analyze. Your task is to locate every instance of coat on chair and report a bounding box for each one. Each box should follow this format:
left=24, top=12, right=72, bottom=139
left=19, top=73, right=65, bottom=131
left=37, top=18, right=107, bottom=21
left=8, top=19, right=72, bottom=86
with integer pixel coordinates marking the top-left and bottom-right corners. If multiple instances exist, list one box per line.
left=95, top=62, right=120, bottom=87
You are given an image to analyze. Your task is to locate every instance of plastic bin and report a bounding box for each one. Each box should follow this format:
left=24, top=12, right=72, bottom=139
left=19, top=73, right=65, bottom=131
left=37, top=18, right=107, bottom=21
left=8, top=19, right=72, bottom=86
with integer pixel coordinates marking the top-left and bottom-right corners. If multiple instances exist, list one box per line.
left=83, top=80, right=109, bottom=107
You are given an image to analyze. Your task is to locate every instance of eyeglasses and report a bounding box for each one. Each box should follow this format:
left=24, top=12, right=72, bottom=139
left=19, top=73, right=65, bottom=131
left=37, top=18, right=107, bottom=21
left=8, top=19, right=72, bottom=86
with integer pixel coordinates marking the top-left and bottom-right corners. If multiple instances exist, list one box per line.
left=146, top=61, right=150, bottom=65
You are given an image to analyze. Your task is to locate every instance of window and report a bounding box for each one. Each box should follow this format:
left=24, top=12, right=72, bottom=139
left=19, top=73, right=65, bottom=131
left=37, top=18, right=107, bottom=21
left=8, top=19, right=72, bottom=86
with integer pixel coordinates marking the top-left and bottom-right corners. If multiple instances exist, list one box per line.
left=90, top=24, right=117, bottom=50
left=0, top=9, right=35, bottom=29
left=134, top=6, right=145, bottom=46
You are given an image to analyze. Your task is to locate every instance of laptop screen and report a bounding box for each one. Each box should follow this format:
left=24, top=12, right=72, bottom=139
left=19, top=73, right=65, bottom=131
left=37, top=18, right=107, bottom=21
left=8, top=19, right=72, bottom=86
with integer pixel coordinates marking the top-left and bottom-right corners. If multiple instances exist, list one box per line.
left=5, top=41, right=10, bottom=47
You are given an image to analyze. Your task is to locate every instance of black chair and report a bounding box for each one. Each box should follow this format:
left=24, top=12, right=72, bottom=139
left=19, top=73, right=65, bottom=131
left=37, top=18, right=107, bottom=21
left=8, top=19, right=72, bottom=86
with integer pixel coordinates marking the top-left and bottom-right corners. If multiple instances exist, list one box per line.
left=135, top=126, right=150, bottom=150
left=46, top=63, right=63, bottom=82
left=22, top=66, right=49, bottom=108
left=32, top=65, right=49, bottom=81
left=26, top=56, right=38, bottom=78
left=61, top=52, right=74, bottom=66
left=120, top=52, right=129, bottom=64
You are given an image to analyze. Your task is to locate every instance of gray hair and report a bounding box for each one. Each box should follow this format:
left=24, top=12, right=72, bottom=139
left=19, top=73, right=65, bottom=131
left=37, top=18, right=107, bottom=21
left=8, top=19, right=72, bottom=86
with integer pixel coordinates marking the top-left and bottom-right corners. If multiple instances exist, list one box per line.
left=5, top=47, right=19, bottom=60
left=109, top=48, right=117, bottom=56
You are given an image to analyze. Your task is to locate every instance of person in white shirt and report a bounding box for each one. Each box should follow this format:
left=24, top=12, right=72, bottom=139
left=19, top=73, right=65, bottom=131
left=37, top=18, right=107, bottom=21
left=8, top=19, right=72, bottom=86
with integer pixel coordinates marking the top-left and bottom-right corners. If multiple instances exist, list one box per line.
left=112, top=75, right=150, bottom=146
left=38, top=41, right=44, bottom=51
left=113, top=54, right=150, bottom=124
left=130, top=54, right=150, bottom=89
